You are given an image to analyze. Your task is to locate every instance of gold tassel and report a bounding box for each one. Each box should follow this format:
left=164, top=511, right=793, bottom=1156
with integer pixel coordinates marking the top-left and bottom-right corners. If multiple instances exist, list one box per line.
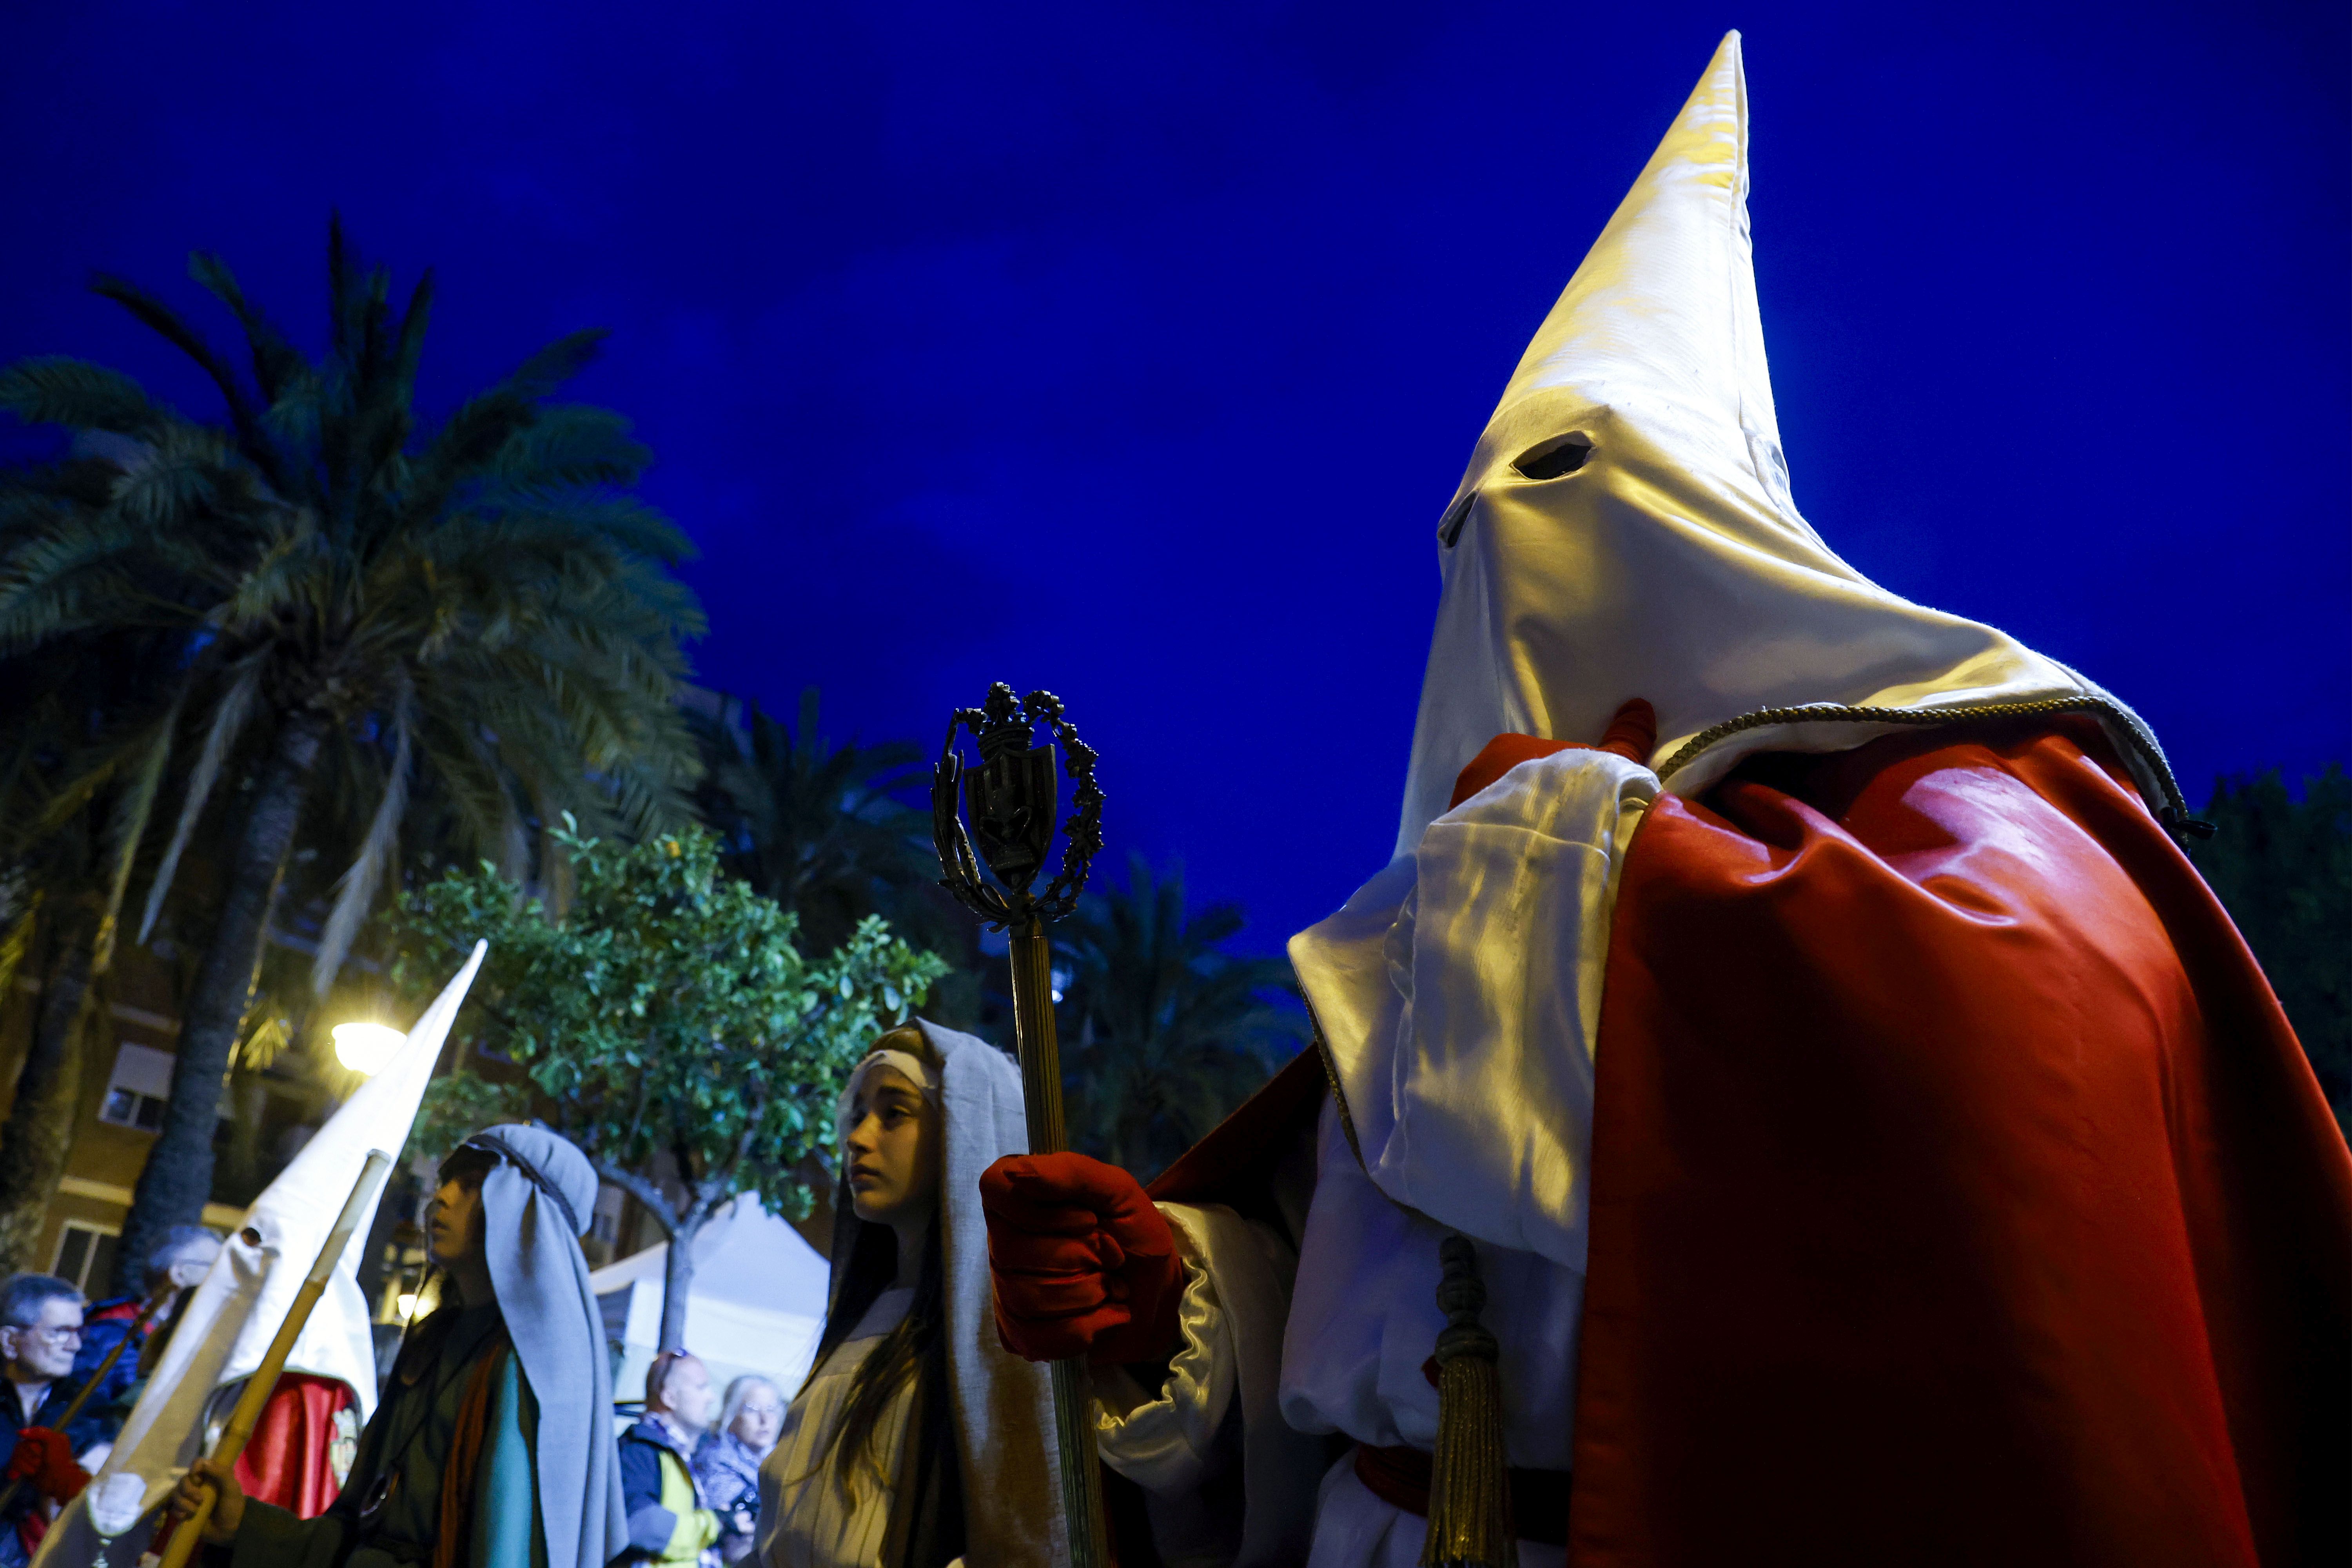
left=1420, top=1234, right=1514, bottom=1568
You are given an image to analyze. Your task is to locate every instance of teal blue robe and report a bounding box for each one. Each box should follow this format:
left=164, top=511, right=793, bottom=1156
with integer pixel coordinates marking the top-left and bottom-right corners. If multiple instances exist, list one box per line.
left=232, top=1304, right=542, bottom=1568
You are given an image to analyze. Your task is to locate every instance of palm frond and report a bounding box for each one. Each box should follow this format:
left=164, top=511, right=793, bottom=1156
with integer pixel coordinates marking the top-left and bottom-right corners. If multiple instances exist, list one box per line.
left=503, top=329, right=608, bottom=402
left=90, top=272, right=268, bottom=459
left=189, top=252, right=307, bottom=407
left=138, top=657, right=263, bottom=942
left=312, top=689, right=412, bottom=995
left=93, top=687, right=185, bottom=969
left=0, top=358, right=174, bottom=438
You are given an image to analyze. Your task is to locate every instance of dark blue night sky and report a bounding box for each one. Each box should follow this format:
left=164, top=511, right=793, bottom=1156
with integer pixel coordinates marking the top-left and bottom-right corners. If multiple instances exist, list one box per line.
left=5, top=2, right=2345, bottom=952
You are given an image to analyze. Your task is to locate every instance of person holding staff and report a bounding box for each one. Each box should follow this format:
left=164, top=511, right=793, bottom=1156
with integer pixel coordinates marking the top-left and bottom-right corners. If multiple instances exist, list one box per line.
left=757, top=1023, right=1062, bottom=1568
left=168, top=1125, right=627, bottom=1568
left=0, top=1275, right=98, bottom=1567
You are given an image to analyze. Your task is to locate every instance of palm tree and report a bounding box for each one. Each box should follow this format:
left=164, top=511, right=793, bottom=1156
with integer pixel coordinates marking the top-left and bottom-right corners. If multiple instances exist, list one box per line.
left=690, top=688, right=935, bottom=954
left=0, top=630, right=186, bottom=1270
left=1054, top=855, right=1303, bottom=1180
left=0, top=221, right=704, bottom=1286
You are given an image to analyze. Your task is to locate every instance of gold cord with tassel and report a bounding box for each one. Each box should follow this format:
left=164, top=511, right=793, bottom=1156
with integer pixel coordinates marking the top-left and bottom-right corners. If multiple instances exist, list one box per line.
left=1419, top=1234, right=1514, bottom=1568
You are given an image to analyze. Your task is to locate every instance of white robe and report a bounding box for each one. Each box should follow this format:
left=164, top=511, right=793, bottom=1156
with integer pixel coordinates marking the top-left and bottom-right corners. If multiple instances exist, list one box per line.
left=1094, top=744, right=1651, bottom=1568
left=759, top=1289, right=918, bottom=1568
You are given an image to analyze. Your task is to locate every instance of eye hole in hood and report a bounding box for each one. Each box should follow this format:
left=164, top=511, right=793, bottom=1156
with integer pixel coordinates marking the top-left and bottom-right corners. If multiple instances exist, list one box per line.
left=1512, top=434, right=1592, bottom=481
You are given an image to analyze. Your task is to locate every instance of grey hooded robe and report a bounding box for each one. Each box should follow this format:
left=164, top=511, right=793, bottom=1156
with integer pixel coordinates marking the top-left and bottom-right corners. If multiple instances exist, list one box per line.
left=758, top=1020, right=1066, bottom=1568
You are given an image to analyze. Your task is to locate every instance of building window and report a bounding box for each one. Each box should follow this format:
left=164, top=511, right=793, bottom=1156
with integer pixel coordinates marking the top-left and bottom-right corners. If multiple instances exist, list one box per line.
left=52, top=1222, right=120, bottom=1294
left=97, top=1043, right=176, bottom=1133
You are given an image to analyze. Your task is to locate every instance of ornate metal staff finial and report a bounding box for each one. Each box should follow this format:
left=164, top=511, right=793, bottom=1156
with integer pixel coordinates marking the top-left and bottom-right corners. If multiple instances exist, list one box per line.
left=930, top=682, right=1110, bottom=1568
left=932, top=682, right=1105, bottom=928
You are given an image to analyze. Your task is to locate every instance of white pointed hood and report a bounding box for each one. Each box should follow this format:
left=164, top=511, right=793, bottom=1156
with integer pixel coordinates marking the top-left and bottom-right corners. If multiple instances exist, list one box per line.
left=1394, top=31, right=2179, bottom=855
left=42, top=944, right=487, bottom=1555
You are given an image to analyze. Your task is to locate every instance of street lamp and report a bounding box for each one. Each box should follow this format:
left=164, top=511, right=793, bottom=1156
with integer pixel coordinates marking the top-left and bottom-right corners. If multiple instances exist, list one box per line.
left=330, top=1022, right=407, bottom=1076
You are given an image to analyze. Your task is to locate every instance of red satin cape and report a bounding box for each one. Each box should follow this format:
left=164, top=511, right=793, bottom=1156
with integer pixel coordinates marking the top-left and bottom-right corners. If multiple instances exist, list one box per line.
left=1567, top=722, right=2352, bottom=1566
left=233, top=1374, right=354, bottom=1519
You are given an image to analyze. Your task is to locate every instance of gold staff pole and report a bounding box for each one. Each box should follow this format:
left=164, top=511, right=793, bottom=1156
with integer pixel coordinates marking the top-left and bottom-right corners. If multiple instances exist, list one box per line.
left=156, top=1149, right=394, bottom=1568
left=933, top=684, right=1108, bottom=1568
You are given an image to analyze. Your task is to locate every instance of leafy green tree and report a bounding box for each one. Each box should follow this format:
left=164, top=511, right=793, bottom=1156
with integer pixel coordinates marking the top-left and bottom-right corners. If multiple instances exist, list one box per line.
left=2192, top=766, right=2350, bottom=1138
left=0, top=221, right=703, bottom=1291
left=397, top=821, right=948, bottom=1350
left=1054, top=855, right=1303, bottom=1180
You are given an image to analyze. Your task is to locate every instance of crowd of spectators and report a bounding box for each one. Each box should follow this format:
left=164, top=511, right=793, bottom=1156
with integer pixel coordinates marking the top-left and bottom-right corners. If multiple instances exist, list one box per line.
left=620, top=1352, right=784, bottom=1568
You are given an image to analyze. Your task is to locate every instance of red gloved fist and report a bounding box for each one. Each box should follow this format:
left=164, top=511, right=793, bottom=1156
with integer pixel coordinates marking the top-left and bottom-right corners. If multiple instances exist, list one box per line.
left=1447, top=697, right=1658, bottom=810
left=980, top=1152, right=1184, bottom=1368
left=4, top=1426, right=88, bottom=1503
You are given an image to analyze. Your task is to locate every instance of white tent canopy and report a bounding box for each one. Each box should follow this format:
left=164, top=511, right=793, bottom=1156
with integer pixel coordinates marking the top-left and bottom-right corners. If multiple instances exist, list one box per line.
left=592, top=1194, right=830, bottom=1406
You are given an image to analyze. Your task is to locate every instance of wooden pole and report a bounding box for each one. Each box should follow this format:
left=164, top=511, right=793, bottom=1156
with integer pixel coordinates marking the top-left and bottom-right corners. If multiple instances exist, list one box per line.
left=0, top=1287, right=173, bottom=1517
left=156, top=1150, right=392, bottom=1568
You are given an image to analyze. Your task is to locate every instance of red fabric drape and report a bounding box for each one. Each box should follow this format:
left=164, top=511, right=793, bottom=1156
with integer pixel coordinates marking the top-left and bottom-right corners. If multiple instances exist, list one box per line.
left=1568, top=721, right=2352, bottom=1566
left=233, top=1374, right=355, bottom=1519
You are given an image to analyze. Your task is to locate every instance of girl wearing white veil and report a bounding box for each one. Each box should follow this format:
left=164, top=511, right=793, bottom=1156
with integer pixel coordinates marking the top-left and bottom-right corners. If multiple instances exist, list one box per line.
left=758, top=1022, right=1064, bottom=1568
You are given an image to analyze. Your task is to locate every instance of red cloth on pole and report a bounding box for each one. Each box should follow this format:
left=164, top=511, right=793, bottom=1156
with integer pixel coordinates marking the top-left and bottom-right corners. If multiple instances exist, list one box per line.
left=232, top=1374, right=355, bottom=1519
left=1567, top=721, right=2352, bottom=1566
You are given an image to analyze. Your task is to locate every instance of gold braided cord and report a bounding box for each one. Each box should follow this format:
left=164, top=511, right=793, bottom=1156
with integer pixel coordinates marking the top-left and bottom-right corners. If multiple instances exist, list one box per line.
left=1651, top=695, right=2189, bottom=822
left=1304, top=1000, right=1367, bottom=1174
left=1422, top=1237, right=1511, bottom=1568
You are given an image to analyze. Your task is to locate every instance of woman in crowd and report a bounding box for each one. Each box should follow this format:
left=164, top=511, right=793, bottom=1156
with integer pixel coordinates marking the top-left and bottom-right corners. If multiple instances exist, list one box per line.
left=757, top=1022, right=1062, bottom=1568
left=695, top=1376, right=783, bottom=1564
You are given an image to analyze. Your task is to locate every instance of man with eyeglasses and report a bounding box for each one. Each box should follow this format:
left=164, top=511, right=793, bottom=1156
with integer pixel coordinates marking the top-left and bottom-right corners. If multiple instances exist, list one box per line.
left=0, top=1273, right=98, bottom=1568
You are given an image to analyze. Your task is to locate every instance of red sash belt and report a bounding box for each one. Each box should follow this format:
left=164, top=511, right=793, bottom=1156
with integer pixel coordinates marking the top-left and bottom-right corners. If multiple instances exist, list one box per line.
left=1352, top=1444, right=1572, bottom=1548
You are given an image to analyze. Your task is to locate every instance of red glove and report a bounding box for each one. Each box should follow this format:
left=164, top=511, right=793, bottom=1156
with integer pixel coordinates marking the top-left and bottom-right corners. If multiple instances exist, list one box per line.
left=1448, top=697, right=1657, bottom=809
left=4, top=1427, right=87, bottom=1503
left=980, top=1152, right=1184, bottom=1367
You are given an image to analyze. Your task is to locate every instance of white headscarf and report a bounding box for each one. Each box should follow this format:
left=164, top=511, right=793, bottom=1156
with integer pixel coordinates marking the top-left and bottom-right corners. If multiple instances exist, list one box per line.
left=1395, top=30, right=2181, bottom=857
left=834, top=1048, right=940, bottom=1147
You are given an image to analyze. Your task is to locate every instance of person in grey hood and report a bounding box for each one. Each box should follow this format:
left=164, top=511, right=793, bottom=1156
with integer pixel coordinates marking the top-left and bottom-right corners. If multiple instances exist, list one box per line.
left=757, top=1021, right=1065, bottom=1568
left=169, top=1124, right=629, bottom=1568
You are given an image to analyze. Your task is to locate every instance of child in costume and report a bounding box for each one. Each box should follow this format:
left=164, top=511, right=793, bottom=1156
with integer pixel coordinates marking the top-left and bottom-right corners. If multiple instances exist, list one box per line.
left=169, top=1125, right=628, bottom=1568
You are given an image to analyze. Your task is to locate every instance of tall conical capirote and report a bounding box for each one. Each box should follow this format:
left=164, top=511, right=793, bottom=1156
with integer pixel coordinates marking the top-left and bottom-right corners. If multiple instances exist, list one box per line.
left=1394, top=31, right=2172, bottom=854
left=33, top=942, right=489, bottom=1563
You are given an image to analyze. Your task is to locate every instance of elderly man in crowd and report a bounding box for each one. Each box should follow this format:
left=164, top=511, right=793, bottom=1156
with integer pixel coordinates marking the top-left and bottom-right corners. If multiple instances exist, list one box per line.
left=621, top=1351, right=737, bottom=1568
left=0, top=1274, right=98, bottom=1568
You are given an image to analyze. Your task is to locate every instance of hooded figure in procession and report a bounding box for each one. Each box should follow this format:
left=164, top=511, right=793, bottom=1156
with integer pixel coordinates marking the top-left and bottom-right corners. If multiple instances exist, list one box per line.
left=169, top=1125, right=629, bottom=1568
left=758, top=1022, right=1064, bottom=1568
left=980, top=31, right=2352, bottom=1568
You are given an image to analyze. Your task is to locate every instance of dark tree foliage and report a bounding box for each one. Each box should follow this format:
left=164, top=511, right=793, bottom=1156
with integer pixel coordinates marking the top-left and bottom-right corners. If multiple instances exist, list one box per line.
left=2192, top=766, right=2350, bottom=1137
left=0, top=220, right=703, bottom=1289
left=1054, top=854, right=1304, bottom=1181
left=689, top=688, right=930, bottom=953
left=690, top=688, right=989, bottom=1027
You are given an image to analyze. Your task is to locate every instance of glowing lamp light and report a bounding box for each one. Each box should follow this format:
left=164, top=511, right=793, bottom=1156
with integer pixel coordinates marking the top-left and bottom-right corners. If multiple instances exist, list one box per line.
left=331, top=1021, right=407, bottom=1076
left=395, top=1292, right=419, bottom=1321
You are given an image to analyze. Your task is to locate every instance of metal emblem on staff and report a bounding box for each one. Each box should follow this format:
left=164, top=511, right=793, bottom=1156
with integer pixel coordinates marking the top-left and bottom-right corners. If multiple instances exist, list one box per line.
left=931, top=682, right=1109, bottom=1568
